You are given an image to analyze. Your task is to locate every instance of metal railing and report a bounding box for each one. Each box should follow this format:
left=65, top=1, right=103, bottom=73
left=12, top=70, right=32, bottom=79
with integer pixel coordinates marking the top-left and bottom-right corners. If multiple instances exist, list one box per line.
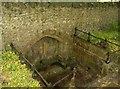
left=10, top=43, right=76, bottom=88
left=74, top=27, right=120, bottom=64
left=9, top=27, right=120, bottom=87
left=74, top=27, right=120, bottom=47
left=10, top=43, right=51, bottom=87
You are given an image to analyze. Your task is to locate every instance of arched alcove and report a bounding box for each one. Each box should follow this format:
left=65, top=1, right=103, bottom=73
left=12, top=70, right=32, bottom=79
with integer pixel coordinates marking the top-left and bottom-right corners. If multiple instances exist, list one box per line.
left=25, top=36, right=64, bottom=65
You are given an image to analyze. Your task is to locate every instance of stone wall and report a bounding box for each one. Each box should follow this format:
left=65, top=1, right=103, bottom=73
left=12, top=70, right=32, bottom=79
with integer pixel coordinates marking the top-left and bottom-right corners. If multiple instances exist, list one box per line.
left=2, top=2, right=118, bottom=57
left=72, top=36, right=108, bottom=74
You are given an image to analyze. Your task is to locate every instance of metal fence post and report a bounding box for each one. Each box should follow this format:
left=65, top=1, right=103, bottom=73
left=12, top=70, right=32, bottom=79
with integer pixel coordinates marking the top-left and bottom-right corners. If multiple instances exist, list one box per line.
left=74, top=27, right=77, bottom=36
left=87, top=32, right=91, bottom=42
left=106, top=52, right=110, bottom=64
left=103, top=38, right=107, bottom=48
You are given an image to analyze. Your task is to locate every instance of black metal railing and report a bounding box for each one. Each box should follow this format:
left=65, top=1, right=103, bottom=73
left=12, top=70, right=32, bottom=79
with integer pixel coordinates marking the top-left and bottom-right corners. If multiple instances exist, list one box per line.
left=74, top=27, right=120, bottom=64
left=74, top=27, right=120, bottom=48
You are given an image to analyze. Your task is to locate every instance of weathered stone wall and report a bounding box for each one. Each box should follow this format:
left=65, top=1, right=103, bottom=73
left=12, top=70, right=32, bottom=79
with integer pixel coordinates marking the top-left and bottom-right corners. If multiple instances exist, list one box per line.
left=72, top=36, right=108, bottom=74
left=2, top=2, right=118, bottom=57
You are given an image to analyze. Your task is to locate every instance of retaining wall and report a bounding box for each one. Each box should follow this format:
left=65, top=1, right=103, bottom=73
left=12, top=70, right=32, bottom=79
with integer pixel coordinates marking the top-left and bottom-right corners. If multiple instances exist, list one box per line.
left=2, top=2, right=118, bottom=56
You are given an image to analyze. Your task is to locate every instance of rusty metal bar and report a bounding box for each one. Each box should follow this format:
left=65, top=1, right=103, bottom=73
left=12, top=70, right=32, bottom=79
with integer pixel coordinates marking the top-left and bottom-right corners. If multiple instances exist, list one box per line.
left=21, top=55, right=51, bottom=87
left=10, top=43, right=51, bottom=87
left=52, top=71, right=73, bottom=87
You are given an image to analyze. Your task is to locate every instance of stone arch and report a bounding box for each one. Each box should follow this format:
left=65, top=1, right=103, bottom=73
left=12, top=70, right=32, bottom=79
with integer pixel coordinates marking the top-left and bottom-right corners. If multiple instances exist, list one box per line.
left=39, top=35, right=63, bottom=43
left=25, top=35, right=64, bottom=65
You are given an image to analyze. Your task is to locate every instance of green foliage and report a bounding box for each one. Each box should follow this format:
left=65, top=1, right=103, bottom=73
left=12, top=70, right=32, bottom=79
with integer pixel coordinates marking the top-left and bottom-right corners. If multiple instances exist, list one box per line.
left=1, top=50, right=40, bottom=87
left=92, top=23, right=119, bottom=51
left=92, top=23, right=119, bottom=44
left=2, top=50, right=19, bottom=61
left=80, top=23, right=120, bottom=51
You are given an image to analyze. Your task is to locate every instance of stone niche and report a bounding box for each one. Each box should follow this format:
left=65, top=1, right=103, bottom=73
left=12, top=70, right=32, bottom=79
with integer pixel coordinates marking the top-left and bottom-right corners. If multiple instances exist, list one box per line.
left=25, top=29, right=70, bottom=66
left=25, top=36, right=62, bottom=65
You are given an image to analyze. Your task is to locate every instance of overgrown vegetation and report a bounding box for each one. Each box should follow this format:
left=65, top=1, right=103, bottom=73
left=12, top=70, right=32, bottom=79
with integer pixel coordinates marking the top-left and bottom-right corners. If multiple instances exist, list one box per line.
left=92, top=23, right=119, bottom=44
left=81, top=23, right=120, bottom=51
left=1, top=50, right=40, bottom=87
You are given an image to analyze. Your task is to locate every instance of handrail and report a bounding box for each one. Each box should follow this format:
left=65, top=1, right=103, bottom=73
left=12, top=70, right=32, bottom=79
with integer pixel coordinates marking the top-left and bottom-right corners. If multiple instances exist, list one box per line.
left=10, top=43, right=76, bottom=87
left=52, top=71, right=73, bottom=87
left=10, top=43, right=51, bottom=87
left=75, top=27, right=120, bottom=47
left=21, top=55, right=51, bottom=87
left=74, top=27, right=120, bottom=64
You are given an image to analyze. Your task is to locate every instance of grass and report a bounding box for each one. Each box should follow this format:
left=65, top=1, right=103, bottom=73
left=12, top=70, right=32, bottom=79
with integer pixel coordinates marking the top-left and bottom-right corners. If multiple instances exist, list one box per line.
left=92, top=23, right=119, bottom=44
left=1, top=50, right=41, bottom=87
left=80, top=23, right=120, bottom=52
